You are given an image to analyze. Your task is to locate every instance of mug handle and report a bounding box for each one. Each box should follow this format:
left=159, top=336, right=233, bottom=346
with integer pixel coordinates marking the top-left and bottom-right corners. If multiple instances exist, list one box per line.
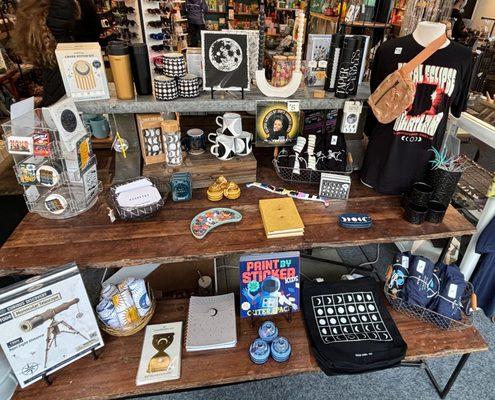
left=198, top=77, right=203, bottom=87
left=208, top=132, right=217, bottom=144
left=210, top=144, right=219, bottom=157
left=215, top=116, right=223, bottom=128
left=181, top=137, right=190, bottom=152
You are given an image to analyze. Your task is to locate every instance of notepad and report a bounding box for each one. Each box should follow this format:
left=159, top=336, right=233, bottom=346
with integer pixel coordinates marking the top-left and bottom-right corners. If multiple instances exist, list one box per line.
left=185, top=293, right=237, bottom=352
left=259, top=197, right=305, bottom=239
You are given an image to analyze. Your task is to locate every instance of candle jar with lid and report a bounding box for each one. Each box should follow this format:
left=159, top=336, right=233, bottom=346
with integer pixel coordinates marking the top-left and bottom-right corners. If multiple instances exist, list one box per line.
left=161, top=120, right=182, bottom=167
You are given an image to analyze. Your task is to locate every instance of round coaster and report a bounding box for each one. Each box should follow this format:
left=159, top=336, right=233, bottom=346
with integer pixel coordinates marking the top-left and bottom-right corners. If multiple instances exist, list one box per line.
left=271, top=336, right=291, bottom=362
left=44, top=193, right=68, bottom=215
left=215, top=176, right=228, bottom=189
left=36, top=165, right=60, bottom=187
left=258, top=321, right=278, bottom=343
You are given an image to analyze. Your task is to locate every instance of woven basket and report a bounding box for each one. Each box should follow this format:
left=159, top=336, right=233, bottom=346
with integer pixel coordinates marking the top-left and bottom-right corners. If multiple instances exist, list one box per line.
left=98, top=287, right=156, bottom=337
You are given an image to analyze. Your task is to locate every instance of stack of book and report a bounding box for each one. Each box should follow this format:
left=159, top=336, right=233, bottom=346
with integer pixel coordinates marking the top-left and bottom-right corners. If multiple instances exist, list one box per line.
left=259, top=198, right=305, bottom=239
left=185, top=293, right=237, bottom=351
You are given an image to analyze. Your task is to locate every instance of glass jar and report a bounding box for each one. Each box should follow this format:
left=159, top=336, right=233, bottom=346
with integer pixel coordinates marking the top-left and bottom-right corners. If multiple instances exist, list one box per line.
left=161, top=120, right=182, bottom=167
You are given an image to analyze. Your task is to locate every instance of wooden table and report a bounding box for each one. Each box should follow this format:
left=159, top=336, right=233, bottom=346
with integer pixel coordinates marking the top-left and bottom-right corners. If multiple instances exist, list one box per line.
left=12, top=298, right=488, bottom=400
left=0, top=164, right=476, bottom=276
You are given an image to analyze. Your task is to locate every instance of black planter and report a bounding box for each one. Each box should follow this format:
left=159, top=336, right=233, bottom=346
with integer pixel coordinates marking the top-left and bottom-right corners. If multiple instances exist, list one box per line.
left=429, top=169, right=462, bottom=207
left=404, top=203, right=427, bottom=225
left=426, top=201, right=447, bottom=224
left=409, top=182, right=433, bottom=208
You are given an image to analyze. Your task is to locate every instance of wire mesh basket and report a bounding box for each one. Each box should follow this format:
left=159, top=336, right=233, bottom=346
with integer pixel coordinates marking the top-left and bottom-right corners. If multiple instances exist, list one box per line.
left=384, top=268, right=474, bottom=331
left=272, top=158, right=352, bottom=185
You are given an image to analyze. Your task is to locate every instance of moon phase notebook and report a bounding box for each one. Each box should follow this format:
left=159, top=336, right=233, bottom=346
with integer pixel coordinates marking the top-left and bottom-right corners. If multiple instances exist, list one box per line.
left=185, top=293, right=237, bottom=352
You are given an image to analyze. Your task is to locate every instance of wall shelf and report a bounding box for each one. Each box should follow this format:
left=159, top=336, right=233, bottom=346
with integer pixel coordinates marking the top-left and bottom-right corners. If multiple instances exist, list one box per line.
left=76, top=83, right=370, bottom=114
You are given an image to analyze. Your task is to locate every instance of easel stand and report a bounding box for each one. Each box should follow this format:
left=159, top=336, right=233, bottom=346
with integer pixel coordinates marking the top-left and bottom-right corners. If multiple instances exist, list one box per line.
left=210, top=87, right=245, bottom=100
left=41, top=348, right=101, bottom=387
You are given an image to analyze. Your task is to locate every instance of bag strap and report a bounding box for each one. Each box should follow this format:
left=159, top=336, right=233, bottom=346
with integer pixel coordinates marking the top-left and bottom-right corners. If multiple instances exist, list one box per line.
left=399, top=34, right=448, bottom=77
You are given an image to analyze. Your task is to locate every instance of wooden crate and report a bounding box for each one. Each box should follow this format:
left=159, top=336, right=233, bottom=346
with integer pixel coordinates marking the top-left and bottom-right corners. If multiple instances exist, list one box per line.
left=143, top=150, right=257, bottom=189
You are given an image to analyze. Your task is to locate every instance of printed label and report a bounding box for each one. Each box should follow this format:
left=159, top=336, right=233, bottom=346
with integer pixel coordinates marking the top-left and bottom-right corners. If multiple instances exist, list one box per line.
left=395, top=47, right=402, bottom=55
left=402, top=256, right=410, bottom=270
left=287, top=101, right=300, bottom=112
left=331, top=135, right=338, bottom=145
left=416, top=260, right=426, bottom=274
left=448, top=283, right=458, bottom=299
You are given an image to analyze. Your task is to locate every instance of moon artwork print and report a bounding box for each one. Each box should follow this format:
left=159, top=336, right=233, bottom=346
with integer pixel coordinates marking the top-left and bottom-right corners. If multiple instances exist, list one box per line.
left=202, top=32, right=250, bottom=91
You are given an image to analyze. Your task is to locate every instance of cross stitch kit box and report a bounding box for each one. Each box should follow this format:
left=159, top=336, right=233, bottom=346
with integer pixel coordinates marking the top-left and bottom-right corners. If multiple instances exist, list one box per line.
left=55, top=42, right=110, bottom=102
left=240, top=251, right=300, bottom=318
left=0, top=263, right=104, bottom=388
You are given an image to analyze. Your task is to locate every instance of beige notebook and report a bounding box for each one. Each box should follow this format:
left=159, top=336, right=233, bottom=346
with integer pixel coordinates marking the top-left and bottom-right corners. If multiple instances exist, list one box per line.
left=259, top=198, right=305, bottom=238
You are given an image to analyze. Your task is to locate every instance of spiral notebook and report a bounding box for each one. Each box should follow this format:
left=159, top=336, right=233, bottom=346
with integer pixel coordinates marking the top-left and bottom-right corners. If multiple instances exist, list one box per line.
left=185, top=293, right=237, bottom=352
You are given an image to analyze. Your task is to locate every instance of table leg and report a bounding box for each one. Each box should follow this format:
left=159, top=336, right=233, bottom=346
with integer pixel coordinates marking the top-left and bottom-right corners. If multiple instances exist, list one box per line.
left=418, top=353, right=470, bottom=399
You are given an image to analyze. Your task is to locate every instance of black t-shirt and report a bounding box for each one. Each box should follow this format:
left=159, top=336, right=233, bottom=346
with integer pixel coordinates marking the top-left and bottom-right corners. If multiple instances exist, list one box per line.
left=361, top=35, right=472, bottom=194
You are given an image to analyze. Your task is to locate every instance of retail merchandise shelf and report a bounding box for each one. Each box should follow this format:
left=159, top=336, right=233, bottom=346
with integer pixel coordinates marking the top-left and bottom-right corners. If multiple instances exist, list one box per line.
left=75, top=83, right=371, bottom=114
left=11, top=298, right=487, bottom=400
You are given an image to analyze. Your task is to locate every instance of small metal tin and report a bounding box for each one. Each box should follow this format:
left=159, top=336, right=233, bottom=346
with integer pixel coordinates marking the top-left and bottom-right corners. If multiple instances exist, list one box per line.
left=249, top=338, right=270, bottom=364
left=271, top=336, right=291, bottom=362
left=258, top=321, right=278, bottom=343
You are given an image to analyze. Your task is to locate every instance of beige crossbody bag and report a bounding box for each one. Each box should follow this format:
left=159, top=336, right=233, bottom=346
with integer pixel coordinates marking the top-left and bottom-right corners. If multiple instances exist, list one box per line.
left=368, top=35, right=448, bottom=124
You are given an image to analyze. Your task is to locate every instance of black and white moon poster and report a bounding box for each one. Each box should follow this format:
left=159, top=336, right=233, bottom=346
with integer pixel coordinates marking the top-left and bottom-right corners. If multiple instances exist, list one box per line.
left=201, top=31, right=250, bottom=91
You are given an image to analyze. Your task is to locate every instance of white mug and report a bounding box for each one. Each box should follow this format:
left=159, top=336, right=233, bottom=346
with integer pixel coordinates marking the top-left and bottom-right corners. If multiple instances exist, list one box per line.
left=210, top=133, right=245, bottom=160
left=215, top=112, right=243, bottom=137
left=236, top=131, right=253, bottom=156
left=209, top=129, right=246, bottom=154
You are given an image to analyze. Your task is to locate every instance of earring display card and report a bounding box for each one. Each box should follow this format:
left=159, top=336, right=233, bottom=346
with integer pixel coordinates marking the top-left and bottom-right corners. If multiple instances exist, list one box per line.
left=7, top=135, right=33, bottom=155
left=55, top=42, right=110, bottom=101
left=201, top=31, right=250, bottom=91
left=0, top=263, right=104, bottom=388
left=136, top=322, right=182, bottom=385
left=136, top=114, right=167, bottom=165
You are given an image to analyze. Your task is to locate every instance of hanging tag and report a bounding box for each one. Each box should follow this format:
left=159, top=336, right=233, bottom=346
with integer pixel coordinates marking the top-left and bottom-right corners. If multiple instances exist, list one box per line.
left=395, top=47, right=403, bottom=55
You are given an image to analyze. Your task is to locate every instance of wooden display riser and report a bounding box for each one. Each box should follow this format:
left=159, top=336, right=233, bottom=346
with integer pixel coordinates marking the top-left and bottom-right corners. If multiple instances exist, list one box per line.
left=13, top=298, right=488, bottom=400
left=143, top=151, right=257, bottom=189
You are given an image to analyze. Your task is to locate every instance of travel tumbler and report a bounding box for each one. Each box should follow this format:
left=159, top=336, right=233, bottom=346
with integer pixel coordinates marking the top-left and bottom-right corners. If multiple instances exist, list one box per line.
left=108, top=41, right=135, bottom=100
left=130, top=43, right=152, bottom=95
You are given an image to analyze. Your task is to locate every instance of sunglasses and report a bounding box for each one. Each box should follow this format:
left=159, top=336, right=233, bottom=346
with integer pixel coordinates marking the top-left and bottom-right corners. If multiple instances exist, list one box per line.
left=147, top=8, right=161, bottom=14
left=151, top=44, right=173, bottom=52
left=148, top=20, right=163, bottom=28
left=118, top=18, right=136, bottom=27
left=150, top=32, right=172, bottom=40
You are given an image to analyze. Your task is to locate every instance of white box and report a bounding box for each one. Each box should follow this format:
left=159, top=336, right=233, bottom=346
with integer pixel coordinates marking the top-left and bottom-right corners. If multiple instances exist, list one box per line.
left=55, top=42, right=110, bottom=102
left=0, top=263, right=104, bottom=388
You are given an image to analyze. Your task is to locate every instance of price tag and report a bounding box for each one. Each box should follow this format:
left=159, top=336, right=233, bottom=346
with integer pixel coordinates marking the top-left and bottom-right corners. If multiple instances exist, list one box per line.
left=287, top=101, right=300, bottom=112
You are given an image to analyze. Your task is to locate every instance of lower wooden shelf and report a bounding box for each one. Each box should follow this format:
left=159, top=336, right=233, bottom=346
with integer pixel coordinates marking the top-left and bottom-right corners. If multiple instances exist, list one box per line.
left=13, top=298, right=488, bottom=400
left=143, top=150, right=257, bottom=189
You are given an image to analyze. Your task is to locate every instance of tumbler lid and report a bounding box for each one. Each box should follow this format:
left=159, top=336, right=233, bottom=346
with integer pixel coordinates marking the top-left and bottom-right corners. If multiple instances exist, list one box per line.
left=108, top=41, right=129, bottom=56
left=130, top=43, right=148, bottom=55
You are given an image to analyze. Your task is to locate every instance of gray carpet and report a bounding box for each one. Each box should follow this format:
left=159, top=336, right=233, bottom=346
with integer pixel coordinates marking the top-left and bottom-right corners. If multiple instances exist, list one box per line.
left=121, top=243, right=493, bottom=400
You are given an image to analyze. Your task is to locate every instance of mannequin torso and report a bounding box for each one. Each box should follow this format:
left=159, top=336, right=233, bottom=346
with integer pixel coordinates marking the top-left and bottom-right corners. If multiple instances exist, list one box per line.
left=412, top=21, right=450, bottom=48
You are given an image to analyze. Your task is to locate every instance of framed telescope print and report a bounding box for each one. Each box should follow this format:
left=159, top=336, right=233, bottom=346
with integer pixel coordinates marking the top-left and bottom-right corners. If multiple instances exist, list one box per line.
left=0, top=263, right=104, bottom=388
left=201, top=31, right=250, bottom=91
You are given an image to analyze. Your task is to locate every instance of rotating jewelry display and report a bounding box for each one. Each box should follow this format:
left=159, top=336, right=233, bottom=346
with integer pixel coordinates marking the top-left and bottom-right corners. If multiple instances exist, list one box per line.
left=2, top=103, right=102, bottom=219
left=400, top=0, right=453, bottom=36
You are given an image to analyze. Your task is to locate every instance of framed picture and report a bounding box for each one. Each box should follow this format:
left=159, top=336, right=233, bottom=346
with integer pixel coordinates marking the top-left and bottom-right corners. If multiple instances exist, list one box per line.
left=222, top=29, right=259, bottom=82
left=201, top=31, right=250, bottom=91
left=256, top=101, right=301, bottom=147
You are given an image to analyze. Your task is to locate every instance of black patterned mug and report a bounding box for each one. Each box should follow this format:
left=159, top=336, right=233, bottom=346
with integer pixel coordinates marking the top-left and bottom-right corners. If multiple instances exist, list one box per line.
left=162, top=52, right=187, bottom=78
left=154, top=76, right=178, bottom=101
left=177, top=74, right=203, bottom=98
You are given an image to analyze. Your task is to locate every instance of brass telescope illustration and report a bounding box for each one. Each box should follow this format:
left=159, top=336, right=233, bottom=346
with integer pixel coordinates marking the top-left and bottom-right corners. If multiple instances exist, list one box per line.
left=20, top=298, right=80, bottom=332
